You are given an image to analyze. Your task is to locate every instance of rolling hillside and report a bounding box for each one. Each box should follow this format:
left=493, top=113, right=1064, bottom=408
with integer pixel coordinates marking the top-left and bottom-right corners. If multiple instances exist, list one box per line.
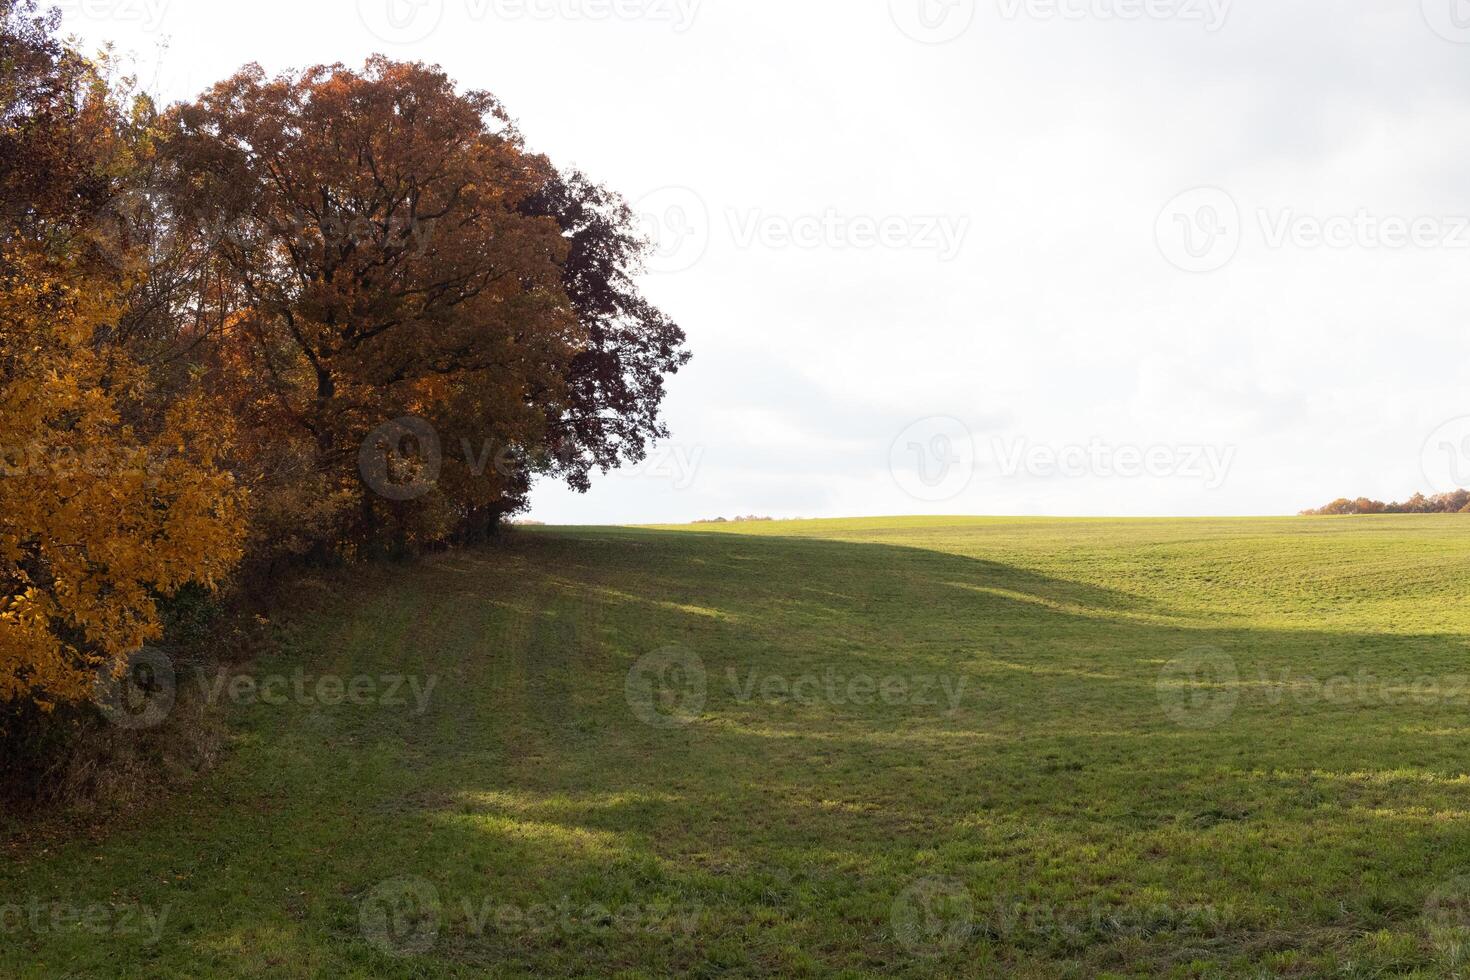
left=6, top=517, right=1470, bottom=977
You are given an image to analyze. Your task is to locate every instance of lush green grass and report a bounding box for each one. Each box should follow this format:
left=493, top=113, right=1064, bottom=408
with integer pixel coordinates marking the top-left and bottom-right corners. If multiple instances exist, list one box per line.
left=7, top=516, right=1470, bottom=977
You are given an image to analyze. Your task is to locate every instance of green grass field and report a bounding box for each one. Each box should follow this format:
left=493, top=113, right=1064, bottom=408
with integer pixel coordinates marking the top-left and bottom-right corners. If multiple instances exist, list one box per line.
left=7, top=516, right=1470, bottom=977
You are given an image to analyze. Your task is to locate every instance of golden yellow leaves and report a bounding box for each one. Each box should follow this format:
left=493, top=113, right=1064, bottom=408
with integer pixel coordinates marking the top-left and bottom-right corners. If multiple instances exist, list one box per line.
left=0, top=250, right=245, bottom=707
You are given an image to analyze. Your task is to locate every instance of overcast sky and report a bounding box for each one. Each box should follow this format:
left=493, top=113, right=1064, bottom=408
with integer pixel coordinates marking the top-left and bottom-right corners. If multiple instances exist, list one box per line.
left=57, top=0, right=1470, bottom=522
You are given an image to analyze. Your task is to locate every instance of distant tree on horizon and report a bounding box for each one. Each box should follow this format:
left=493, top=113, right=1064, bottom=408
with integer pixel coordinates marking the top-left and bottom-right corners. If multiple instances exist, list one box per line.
left=1302, top=489, right=1470, bottom=515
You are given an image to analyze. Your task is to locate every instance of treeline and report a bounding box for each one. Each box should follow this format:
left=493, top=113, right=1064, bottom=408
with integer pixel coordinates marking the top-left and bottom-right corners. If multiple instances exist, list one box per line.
left=1301, top=491, right=1470, bottom=515
left=693, top=516, right=776, bottom=524
left=1, top=0, right=686, bottom=717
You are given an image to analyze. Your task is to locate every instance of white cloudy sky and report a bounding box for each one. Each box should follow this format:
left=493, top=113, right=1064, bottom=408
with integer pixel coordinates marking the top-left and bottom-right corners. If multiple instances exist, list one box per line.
left=58, top=0, right=1470, bottom=522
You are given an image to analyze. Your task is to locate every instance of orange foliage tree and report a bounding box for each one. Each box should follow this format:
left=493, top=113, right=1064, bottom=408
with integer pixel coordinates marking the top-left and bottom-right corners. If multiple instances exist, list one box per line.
left=0, top=0, right=244, bottom=708
left=165, top=58, right=585, bottom=558
left=0, top=253, right=244, bottom=706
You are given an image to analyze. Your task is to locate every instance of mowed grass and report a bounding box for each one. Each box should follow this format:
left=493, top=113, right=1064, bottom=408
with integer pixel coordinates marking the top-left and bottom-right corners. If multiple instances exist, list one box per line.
left=6, top=516, right=1470, bottom=977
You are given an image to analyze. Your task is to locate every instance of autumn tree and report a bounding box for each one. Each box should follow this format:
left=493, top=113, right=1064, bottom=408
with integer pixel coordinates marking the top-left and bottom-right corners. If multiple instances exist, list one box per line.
left=0, top=0, right=113, bottom=235
left=0, top=254, right=244, bottom=706
left=0, top=0, right=245, bottom=708
left=163, top=58, right=686, bottom=555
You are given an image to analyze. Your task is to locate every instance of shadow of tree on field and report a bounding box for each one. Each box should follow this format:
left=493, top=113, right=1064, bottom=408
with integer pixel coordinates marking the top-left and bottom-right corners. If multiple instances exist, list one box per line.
left=6, top=526, right=1470, bottom=977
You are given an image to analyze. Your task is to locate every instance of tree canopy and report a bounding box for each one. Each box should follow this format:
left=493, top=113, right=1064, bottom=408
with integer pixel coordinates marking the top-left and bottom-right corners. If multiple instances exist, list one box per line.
left=0, top=2, right=688, bottom=710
